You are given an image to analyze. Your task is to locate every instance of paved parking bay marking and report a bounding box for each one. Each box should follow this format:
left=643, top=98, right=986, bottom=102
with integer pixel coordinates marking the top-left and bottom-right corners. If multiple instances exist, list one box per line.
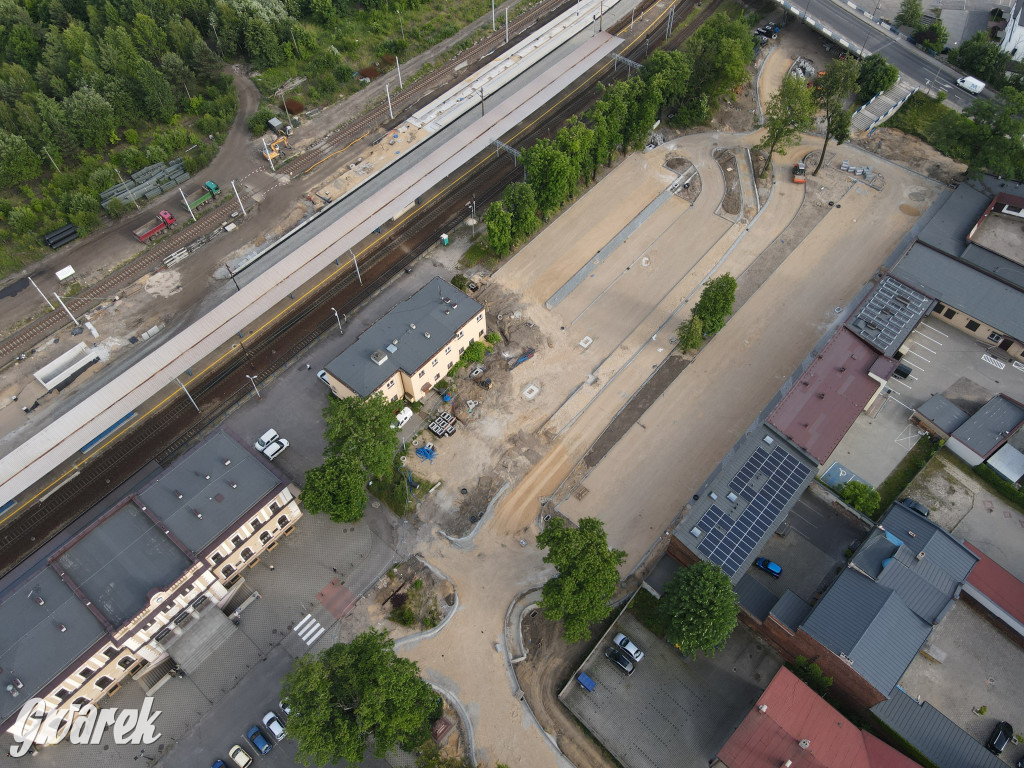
left=919, top=320, right=949, bottom=337
left=890, top=378, right=913, bottom=390
left=982, top=353, right=1006, bottom=369
left=293, top=614, right=325, bottom=646
left=910, top=339, right=938, bottom=355
left=912, top=329, right=944, bottom=347
left=906, top=349, right=931, bottom=363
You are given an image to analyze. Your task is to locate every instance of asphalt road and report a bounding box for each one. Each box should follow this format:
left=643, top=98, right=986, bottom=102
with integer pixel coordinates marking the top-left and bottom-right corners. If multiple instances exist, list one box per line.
left=781, top=0, right=980, bottom=110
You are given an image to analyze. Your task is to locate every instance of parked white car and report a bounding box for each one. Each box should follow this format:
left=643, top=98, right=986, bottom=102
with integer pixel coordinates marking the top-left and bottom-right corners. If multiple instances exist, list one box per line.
left=612, top=632, right=644, bottom=662
left=393, top=407, right=413, bottom=429
left=263, top=711, right=286, bottom=741
left=255, top=429, right=280, bottom=452
left=262, top=439, right=289, bottom=461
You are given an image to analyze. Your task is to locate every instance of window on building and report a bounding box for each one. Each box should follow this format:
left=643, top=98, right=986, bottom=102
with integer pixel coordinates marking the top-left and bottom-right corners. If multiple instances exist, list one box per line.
left=55, top=688, right=70, bottom=701
left=966, top=320, right=981, bottom=332
left=118, top=657, right=135, bottom=669
left=95, top=676, right=113, bottom=690
left=231, top=535, right=243, bottom=548
left=944, top=308, right=956, bottom=319
left=79, top=667, right=94, bottom=680
left=478, top=329, right=484, bottom=337
left=432, top=359, right=438, bottom=367
left=476, top=314, right=483, bottom=321
left=72, top=697, right=90, bottom=709
left=445, top=346, right=451, bottom=354
left=102, top=647, right=118, bottom=660
left=222, top=565, right=234, bottom=578
left=459, top=347, right=465, bottom=355
left=418, top=371, right=425, bottom=378
left=241, top=548, right=254, bottom=561
left=457, top=331, right=464, bottom=339
left=387, top=380, right=395, bottom=389
left=260, top=531, right=272, bottom=545
left=211, top=552, right=223, bottom=565
left=934, top=302, right=946, bottom=314
left=269, top=501, right=280, bottom=513
left=391, top=394, right=399, bottom=402
left=277, top=515, right=289, bottom=528
left=987, top=331, right=1002, bottom=342
left=250, top=517, right=264, bottom=531
left=434, top=373, right=440, bottom=381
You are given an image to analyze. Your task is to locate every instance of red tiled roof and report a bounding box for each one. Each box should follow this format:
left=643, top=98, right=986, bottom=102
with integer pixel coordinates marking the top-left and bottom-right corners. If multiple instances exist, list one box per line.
left=768, top=329, right=896, bottom=465
left=716, top=667, right=921, bottom=768
left=964, top=541, right=1024, bottom=626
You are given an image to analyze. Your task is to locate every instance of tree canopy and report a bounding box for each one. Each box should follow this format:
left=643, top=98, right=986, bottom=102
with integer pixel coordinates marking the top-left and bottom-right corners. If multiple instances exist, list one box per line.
left=323, top=392, right=401, bottom=482
left=485, top=201, right=513, bottom=257
left=659, top=562, right=738, bottom=657
left=949, top=31, right=1010, bottom=87
left=691, top=273, right=738, bottom=334
left=812, top=57, right=860, bottom=175
left=894, top=0, right=923, bottom=29
left=757, top=75, right=815, bottom=176
left=857, top=54, right=900, bottom=101
left=839, top=480, right=881, bottom=516
left=536, top=517, right=626, bottom=643
left=300, top=454, right=368, bottom=523
left=281, top=629, right=439, bottom=765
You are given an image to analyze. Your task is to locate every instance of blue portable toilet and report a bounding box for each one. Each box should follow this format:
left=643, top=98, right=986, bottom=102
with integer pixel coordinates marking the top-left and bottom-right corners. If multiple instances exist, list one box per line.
left=577, top=673, right=596, bottom=692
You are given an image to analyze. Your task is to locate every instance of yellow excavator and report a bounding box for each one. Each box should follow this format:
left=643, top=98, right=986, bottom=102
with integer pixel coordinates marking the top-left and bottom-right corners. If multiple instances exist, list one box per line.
left=262, top=134, right=289, bottom=163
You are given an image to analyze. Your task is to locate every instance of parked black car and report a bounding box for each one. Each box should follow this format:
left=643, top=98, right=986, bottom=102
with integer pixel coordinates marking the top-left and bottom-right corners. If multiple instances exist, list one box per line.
left=604, top=646, right=635, bottom=676
left=985, top=720, right=1012, bottom=754
left=900, top=497, right=930, bottom=517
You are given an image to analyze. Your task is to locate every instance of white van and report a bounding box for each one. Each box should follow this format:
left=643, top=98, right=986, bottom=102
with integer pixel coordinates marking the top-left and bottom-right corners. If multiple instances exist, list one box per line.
left=393, top=407, right=413, bottom=429
left=956, top=76, right=985, bottom=94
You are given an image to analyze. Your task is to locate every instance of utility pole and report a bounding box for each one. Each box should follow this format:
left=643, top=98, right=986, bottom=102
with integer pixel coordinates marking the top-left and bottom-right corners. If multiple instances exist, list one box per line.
left=396, top=56, right=403, bottom=89
left=116, top=168, right=139, bottom=210
left=179, top=187, right=197, bottom=222
left=245, top=374, right=261, bottom=400
left=175, top=377, right=201, bottom=412
left=281, top=91, right=294, bottom=128
left=261, top=138, right=276, bottom=172
left=386, top=83, right=394, bottom=119
left=350, top=250, right=363, bottom=285
left=29, top=277, right=55, bottom=310
left=53, top=292, right=79, bottom=326
left=479, top=87, right=485, bottom=116
left=492, top=0, right=495, bottom=29
left=505, top=8, right=509, bottom=43
left=231, top=180, right=247, bottom=216
left=396, top=8, right=405, bottom=40
left=290, top=27, right=300, bottom=57
left=42, top=146, right=60, bottom=173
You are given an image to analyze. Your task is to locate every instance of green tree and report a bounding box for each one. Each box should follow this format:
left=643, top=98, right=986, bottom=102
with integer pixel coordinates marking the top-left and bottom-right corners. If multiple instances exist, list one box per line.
left=839, top=480, right=881, bottom=516
left=916, top=18, right=948, bottom=55
left=0, top=134, right=42, bottom=187
left=756, top=75, right=815, bottom=176
left=811, top=57, right=860, bottom=175
left=323, top=393, right=401, bottom=482
left=501, top=182, right=540, bottom=244
left=676, top=315, right=704, bottom=353
left=677, top=11, right=754, bottom=126
left=857, top=54, right=900, bottom=101
left=522, top=139, right=575, bottom=217
left=691, top=273, right=737, bottom=334
left=485, top=200, right=513, bottom=257
left=894, top=0, right=922, bottom=29
left=555, top=116, right=596, bottom=187
left=640, top=49, right=693, bottom=119
left=281, top=629, right=438, bottom=765
left=950, top=31, right=1010, bottom=87
left=790, top=655, right=834, bottom=696
left=536, top=517, right=626, bottom=643
left=300, top=454, right=368, bottom=522
left=64, top=86, right=115, bottom=149
left=659, top=562, right=738, bottom=657
left=964, top=86, right=1024, bottom=176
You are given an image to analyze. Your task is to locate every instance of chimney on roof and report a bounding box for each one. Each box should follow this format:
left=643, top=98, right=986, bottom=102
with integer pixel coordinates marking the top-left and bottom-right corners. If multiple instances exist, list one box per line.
left=443, top=297, right=450, bottom=304
left=916, top=551, right=925, bottom=560
left=410, top=323, right=416, bottom=330
left=204, top=474, right=211, bottom=481
left=229, top=480, right=237, bottom=489
left=817, top=393, right=825, bottom=399
left=451, top=303, right=457, bottom=309
left=174, top=490, right=184, bottom=500
left=193, top=508, right=202, bottom=520
left=6, top=684, right=18, bottom=699
left=57, top=624, right=66, bottom=633
left=32, top=595, right=44, bottom=606
left=839, top=366, right=846, bottom=372
left=798, top=739, right=811, bottom=750
left=758, top=704, right=768, bottom=714
left=370, top=350, right=389, bottom=366
left=13, top=678, right=23, bottom=689
left=224, top=459, right=231, bottom=466
left=424, top=332, right=431, bottom=339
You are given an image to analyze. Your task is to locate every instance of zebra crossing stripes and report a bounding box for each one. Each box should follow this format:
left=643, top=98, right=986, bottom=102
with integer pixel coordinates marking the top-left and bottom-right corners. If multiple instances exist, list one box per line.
left=293, top=614, right=326, bottom=646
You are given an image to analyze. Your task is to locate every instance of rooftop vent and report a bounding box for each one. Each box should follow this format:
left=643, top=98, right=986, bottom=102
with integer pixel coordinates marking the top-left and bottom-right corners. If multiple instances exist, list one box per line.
left=443, top=297, right=450, bottom=303
left=445, top=310, right=450, bottom=315
left=32, top=596, right=44, bottom=606
left=798, top=740, right=811, bottom=750
left=410, top=323, right=416, bottom=330
left=370, top=350, right=389, bottom=366
left=424, top=332, right=431, bottom=339
left=386, top=343, right=398, bottom=354
left=204, top=474, right=211, bottom=481
left=758, top=704, right=768, bottom=714
left=228, top=481, right=237, bottom=489
left=451, top=303, right=457, bottom=309
left=57, top=624, right=67, bottom=633
left=916, top=550, right=925, bottom=560
left=192, top=508, right=203, bottom=520
left=224, top=459, right=231, bottom=466
left=174, top=490, right=184, bottom=500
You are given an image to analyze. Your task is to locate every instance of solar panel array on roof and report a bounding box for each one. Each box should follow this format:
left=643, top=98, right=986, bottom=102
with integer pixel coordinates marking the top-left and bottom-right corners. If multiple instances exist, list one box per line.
left=846, top=277, right=932, bottom=357
left=696, top=446, right=811, bottom=576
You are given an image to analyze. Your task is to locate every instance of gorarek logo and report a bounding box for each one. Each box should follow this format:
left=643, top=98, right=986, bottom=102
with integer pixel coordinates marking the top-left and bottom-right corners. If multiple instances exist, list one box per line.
left=10, top=697, right=162, bottom=757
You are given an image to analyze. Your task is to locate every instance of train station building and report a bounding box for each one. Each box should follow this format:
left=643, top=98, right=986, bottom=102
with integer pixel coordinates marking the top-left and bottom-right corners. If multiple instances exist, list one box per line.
left=323, top=276, right=485, bottom=403
left=0, top=431, right=301, bottom=747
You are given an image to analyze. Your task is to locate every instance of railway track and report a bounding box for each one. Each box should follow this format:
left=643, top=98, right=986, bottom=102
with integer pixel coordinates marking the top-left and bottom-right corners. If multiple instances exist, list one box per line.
left=0, top=0, right=721, bottom=576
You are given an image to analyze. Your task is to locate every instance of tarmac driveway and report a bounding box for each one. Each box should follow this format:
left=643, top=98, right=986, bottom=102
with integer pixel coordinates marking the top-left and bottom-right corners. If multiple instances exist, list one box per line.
left=560, top=611, right=780, bottom=768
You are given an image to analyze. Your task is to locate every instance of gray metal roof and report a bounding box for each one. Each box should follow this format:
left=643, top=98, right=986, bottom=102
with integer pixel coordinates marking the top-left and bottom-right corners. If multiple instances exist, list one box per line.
left=57, top=503, right=191, bottom=628
left=769, top=590, right=812, bottom=631
left=137, top=431, right=282, bottom=554
left=880, top=503, right=979, bottom=584
left=735, top=574, right=779, bottom=622
left=958, top=243, right=1024, bottom=292
left=916, top=181, right=993, bottom=257
left=326, top=277, right=483, bottom=398
left=872, top=689, right=1008, bottom=768
left=0, top=567, right=107, bottom=726
left=950, top=394, right=1024, bottom=460
left=800, top=569, right=932, bottom=697
left=988, top=442, right=1024, bottom=482
left=917, top=394, right=969, bottom=435
left=890, top=243, right=1024, bottom=341
left=876, top=546, right=958, bottom=624
left=845, top=276, right=934, bottom=356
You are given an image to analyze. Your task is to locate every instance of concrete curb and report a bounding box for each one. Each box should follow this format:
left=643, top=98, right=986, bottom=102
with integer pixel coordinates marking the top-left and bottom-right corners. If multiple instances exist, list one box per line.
left=427, top=679, right=478, bottom=767
left=439, top=481, right=511, bottom=548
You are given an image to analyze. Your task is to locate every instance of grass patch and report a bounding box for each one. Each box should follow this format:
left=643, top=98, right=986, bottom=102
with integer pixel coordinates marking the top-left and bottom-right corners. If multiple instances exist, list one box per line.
left=680, top=5, right=703, bottom=26
left=875, top=436, right=941, bottom=516
left=628, top=589, right=670, bottom=639
left=372, top=470, right=423, bottom=516
left=459, top=239, right=499, bottom=269
left=941, top=449, right=1024, bottom=514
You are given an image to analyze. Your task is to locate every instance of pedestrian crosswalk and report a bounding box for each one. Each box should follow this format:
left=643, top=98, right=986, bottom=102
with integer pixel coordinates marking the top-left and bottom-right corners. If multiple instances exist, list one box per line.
left=293, top=614, right=325, bottom=646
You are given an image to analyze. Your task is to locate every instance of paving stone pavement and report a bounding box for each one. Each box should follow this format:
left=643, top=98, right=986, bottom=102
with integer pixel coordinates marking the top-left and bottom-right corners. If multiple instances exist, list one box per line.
left=0, top=509, right=398, bottom=768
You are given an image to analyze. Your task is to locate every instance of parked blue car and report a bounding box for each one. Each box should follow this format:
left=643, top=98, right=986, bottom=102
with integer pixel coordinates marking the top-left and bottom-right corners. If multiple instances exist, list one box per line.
left=754, top=557, right=782, bottom=578
left=246, top=726, right=272, bottom=756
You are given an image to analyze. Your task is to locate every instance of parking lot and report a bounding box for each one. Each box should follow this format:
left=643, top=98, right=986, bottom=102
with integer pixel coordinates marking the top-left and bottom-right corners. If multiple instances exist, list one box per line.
left=827, top=319, right=1024, bottom=487
left=560, top=612, right=780, bottom=768
left=899, top=600, right=1024, bottom=767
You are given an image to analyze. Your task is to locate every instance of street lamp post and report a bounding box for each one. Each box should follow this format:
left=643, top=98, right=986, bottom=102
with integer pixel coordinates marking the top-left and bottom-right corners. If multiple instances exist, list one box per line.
left=245, top=374, right=261, bottom=400
left=331, top=307, right=344, bottom=334
left=396, top=9, right=405, bottom=40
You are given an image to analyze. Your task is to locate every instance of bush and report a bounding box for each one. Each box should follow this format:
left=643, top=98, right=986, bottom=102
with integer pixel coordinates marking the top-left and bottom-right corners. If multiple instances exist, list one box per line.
left=790, top=655, right=833, bottom=696
left=839, top=480, right=881, bottom=517
left=485, top=331, right=500, bottom=344
left=390, top=605, right=416, bottom=626
left=247, top=106, right=275, bottom=136
left=973, top=464, right=1024, bottom=510
left=451, top=274, right=469, bottom=290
